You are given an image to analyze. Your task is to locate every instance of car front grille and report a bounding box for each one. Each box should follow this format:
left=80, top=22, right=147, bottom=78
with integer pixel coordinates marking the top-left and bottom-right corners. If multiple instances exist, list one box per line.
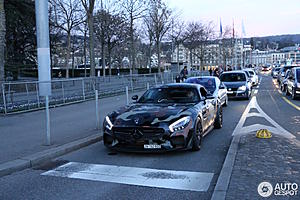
left=227, top=88, right=238, bottom=91
left=113, top=127, right=165, bottom=140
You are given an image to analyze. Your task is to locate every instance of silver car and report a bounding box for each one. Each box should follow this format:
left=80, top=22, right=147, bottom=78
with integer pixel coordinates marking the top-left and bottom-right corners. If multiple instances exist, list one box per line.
left=185, top=76, right=228, bottom=107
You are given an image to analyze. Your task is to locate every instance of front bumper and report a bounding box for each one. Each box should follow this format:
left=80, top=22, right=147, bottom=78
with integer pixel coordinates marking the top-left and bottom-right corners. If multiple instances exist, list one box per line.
left=103, top=126, right=193, bottom=152
left=227, top=90, right=249, bottom=99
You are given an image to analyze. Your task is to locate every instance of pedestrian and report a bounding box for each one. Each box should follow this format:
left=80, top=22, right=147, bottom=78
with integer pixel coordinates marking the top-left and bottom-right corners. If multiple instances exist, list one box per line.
left=180, top=66, right=188, bottom=81
left=213, top=67, right=220, bottom=77
left=175, top=74, right=181, bottom=83
left=209, top=68, right=213, bottom=76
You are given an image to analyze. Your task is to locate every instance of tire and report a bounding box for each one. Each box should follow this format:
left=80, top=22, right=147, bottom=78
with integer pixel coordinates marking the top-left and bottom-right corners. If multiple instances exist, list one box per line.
left=291, top=88, right=297, bottom=100
left=246, top=90, right=251, bottom=100
left=223, top=96, right=228, bottom=107
left=280, top=84, right=285, bottom=92
left=286, top=87, right=290, bottom=96
left=214, top=106, right=223, bottom=129
left=192, top=120, right=202, bottom=151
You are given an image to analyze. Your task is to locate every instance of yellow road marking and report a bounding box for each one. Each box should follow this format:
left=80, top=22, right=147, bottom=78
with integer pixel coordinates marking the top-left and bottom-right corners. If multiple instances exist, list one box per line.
left=282, top=96, right=300, bottom=111
left=272, top=78, right=300, bottom=111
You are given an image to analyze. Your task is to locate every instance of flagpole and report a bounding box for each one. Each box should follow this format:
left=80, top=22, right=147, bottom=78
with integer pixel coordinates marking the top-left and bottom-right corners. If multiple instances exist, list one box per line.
left=219, top=18, right=222, bottom=70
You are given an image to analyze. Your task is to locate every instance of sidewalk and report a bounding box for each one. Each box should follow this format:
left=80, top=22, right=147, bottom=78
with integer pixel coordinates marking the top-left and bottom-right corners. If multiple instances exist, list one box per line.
left=218, top=134, right=300, bottom=200
left=0, top=91, right=144, bottom=167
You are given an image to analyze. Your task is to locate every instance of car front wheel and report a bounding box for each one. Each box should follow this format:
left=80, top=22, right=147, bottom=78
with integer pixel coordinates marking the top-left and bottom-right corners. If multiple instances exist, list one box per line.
left=291, top=88, right=297, bottom=100
left=286, top=87, right=290, bottom=96
left=214, top=106, right=223, bottom=129
left=223, top=96, right=228, bottom=107
left=192, top=120, right=202, bottom=151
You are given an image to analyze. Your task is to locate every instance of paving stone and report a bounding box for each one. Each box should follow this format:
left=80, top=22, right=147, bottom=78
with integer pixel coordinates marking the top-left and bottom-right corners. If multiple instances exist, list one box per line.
left=226, top=134, right=300, bottom=200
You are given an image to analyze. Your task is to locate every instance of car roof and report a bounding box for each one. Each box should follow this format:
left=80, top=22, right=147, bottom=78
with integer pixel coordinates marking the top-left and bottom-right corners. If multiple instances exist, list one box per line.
left=187, top=76, right=217, bottom=80
left=221, top=70, right=246, bottom=74
left=157, top=83, right=203, bottom=90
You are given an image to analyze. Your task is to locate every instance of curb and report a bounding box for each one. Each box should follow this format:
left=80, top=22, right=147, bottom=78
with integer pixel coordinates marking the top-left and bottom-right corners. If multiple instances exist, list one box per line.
left=211, top=135, right=241, bottom=200
left=0, top=134, right=102, bottom=177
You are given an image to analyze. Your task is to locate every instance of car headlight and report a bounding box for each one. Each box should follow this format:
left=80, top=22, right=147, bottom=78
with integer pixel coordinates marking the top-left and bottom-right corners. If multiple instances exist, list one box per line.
left=238, top=86, right=247, bottom=91
left=169, top=116, right=191, bottom=133
left=105, top=116, right=113, bottom=130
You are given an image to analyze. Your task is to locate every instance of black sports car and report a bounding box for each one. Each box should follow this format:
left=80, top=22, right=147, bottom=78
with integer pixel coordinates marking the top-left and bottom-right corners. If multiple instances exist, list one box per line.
left=103, top=83, right=223, bottom=152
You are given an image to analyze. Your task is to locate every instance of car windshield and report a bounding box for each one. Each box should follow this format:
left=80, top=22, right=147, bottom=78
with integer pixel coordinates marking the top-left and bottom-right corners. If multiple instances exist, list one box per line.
left=296, top=69, right=300, bottom=82
left=185, top=78, right=216, bottom=95
left=220, top=73, right=246, bottom=82
left=138, top=87, right=200, bottom=104
left=248, top=71, right=255, bottom=76
left=244, top=71, right=251, bottom=77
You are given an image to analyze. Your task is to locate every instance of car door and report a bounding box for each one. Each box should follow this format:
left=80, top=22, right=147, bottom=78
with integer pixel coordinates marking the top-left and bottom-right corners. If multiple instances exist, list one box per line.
left=218, top=82, right=227, bottom=104
left=287, top=70, right=294, bottom=94
left=200, top=87, right=215, bottom=130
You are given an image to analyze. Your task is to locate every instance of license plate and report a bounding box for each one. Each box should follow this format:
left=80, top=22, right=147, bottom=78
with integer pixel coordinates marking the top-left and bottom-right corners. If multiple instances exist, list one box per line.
left=227, top=91, right=233, bottom=94
left=144, top=144, right=161, bottom=149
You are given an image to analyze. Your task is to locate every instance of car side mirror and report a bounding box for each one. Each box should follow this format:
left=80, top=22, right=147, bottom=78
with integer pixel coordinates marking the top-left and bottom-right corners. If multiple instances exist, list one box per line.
left=132, top=95, right=138, bottom=101
left=219, top=84, right=225, bottom=89
left=201, top=96, right=207, bottom=104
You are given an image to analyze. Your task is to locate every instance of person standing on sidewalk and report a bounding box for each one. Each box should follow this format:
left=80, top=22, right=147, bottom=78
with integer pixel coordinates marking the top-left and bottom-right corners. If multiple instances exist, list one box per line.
left=180, top=66, right=188, bottom=81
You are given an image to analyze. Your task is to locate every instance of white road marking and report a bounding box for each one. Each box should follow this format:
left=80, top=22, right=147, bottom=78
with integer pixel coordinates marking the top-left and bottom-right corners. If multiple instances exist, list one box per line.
left=253, top=90, right=258, bottom=95
left=232, top=96, right=295, bottom=139
left=42, top=162, right=214, bottom=192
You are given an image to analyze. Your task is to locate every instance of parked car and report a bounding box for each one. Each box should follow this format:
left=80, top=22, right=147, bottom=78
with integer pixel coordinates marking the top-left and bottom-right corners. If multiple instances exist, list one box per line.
left=272, top=67, right=281, bottom=78
left=103, top=84, right=223, bottom=152
left=261, top=66, right=271, bottom=72
left=219, top=71, right=252, bottom=100
left=280, top=69, right=291, bottom=93
left=244, top=68, right=259, bottom=86
left=243, top=70, right=253, bottom=88
left=286, top=67, right=300, bottom=99
left=277, top=66, right=296, bottom=84
left=185, top=76, right=228, bottom=107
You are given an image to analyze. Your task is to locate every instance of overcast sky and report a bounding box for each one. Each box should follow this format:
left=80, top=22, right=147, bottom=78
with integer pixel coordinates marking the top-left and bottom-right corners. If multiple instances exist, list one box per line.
left=166, top=0, right=300, bottom=37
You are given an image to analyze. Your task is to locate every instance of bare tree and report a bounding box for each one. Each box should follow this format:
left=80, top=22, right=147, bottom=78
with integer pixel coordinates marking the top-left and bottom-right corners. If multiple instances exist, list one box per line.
left=95, top=9, right=129, bottom=76
left=145, top=0, right=172, bottom=73
left=0, top=0, right=5, bottom=81
left=77, top=18, right=89, bottom=77
left=169, top=19, right=186, bottom=72
left=50, top=0, right=84, bottom=77
left=184, top=21, right=215, bottom=70
left=120, top=0, right=147, bottom=74
left=81, top=0, right=96, bottom=76
left=143, top=16, right=154, bottom=73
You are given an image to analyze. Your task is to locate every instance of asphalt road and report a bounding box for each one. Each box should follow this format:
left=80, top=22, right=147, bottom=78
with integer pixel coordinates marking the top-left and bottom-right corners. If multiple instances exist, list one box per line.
left=0, top=72, right=299, bottom=200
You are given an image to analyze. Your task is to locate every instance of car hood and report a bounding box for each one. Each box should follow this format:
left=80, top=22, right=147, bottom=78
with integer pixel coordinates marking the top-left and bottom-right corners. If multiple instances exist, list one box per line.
left=109, top=103, right=194, bottom=127
left=223, top=81, right=246, bottom=88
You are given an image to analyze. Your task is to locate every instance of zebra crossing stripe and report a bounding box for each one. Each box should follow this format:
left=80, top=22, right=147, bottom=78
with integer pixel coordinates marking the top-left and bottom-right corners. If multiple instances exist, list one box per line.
left=42, top=162, right=214, bottom=192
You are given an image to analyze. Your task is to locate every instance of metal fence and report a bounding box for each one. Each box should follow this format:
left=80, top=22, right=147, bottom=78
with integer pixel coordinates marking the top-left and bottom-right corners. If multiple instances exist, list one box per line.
left=0, top=73, right=175, bottom=114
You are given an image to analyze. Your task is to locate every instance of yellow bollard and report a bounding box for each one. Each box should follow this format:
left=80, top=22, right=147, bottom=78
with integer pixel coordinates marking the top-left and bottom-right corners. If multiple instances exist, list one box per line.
left=256, top=129, right=272, bottom=139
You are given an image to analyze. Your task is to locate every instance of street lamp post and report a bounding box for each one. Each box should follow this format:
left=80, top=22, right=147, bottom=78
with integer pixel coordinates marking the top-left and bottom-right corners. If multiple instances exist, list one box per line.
left=35, top=0, right=52, bottom=145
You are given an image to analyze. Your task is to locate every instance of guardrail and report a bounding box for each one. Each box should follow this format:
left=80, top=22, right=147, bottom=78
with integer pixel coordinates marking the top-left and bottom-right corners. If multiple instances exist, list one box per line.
left=0, top=73, right=174, bottom=114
